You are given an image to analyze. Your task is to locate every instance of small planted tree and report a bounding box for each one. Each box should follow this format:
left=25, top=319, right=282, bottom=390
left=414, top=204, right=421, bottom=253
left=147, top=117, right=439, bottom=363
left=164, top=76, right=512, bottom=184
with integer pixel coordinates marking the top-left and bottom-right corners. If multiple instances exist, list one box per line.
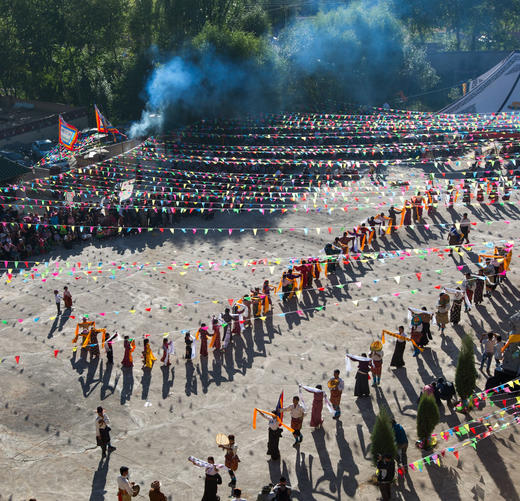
left=370, top=406, right=397, bottom=465
left=455, top=334, right=478, bottom=411
left=416, top=393, right=440, bottom=449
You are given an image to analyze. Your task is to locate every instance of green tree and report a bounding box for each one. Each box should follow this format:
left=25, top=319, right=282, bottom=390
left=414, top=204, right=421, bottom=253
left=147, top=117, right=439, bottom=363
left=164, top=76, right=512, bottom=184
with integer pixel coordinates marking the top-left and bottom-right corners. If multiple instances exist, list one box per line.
left=455, top=334, right=478, bottom=409
left=416, top=394, right=440, bottom=449
left=370, top=407, right=397, bottom=465
left=279, top=2, right=439, bottom=110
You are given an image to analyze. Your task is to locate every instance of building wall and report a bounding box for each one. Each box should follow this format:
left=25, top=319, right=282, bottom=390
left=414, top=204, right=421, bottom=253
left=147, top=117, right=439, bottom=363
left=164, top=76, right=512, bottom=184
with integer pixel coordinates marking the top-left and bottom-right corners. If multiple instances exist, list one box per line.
left=0, top=115, right=88, bottom=147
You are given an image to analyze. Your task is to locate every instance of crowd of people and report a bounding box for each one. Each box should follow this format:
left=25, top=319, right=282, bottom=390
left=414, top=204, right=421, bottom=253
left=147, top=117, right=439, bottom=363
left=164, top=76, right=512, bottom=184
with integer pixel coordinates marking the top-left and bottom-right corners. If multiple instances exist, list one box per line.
left=49, top=184, right=513, bottom=501
left=15, top=112, right=520, bottom=500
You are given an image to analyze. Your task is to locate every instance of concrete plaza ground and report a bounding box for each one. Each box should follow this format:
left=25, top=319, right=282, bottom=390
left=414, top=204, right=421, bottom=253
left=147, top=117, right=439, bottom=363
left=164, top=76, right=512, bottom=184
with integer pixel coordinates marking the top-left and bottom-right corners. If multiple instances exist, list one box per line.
left=0, top=164, right=519, bottom=501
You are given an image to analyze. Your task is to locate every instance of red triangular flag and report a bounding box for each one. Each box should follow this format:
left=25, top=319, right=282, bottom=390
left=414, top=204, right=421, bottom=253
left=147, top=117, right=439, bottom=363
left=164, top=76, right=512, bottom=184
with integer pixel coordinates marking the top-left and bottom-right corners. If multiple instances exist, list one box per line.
left=228, top=299, right=234, bottom=306
left=15, top=356, right=20, bottom=364
left=416, top=272, right=422, bottom=280
left=453, top=451, right=459, bottom=459
left=54, top=350, right=59, bottom=358
left=434, top=285, right=441, bottom=289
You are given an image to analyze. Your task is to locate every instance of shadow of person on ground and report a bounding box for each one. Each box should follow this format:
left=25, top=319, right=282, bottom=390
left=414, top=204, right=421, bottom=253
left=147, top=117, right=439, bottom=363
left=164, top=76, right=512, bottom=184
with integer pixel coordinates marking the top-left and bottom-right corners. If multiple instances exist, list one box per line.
left=185, top=360, right=197, bottom=396
left=120, top=366, right=134, bottom=404
left=161, top=364, right=175, bottom=399
left=335, top=420, right=359, bottom=497
left=88, top=455, right=110, bottom=501
left=141, top=366, right=152, bottom=400
left=100, top=362, right=119, bottom=401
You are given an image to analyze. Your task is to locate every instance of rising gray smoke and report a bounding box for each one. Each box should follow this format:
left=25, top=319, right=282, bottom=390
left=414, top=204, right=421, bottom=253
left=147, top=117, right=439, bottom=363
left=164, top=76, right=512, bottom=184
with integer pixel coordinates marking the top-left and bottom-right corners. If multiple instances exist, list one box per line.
left=130, top=1, right=437, bottom=137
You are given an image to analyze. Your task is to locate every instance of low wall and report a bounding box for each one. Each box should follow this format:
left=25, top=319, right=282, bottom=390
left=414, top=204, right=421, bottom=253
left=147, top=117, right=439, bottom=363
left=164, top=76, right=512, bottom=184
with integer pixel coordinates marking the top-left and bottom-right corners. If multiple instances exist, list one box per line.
left=0, top=114, right=88, bottom=147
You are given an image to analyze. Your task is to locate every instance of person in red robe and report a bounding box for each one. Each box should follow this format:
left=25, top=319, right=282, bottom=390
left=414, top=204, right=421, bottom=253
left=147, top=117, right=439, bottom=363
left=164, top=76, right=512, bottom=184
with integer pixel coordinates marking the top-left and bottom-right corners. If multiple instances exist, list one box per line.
left=295, top=261, right=310, bottom=289
left=199, top=323, right=209, bottom=357
left=309, top=385, right=324, bottom=429
left=63, top=286, right=73, bottom=310
left=211, top=316, right=221, bottom=351
left=121, top=336, right=135, bottom=367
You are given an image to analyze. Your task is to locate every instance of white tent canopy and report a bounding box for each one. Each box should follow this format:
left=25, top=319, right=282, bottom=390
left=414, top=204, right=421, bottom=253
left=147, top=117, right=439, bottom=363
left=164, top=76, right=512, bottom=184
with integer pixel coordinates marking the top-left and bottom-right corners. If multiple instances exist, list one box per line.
left=441, top=51, right=520, bottom=114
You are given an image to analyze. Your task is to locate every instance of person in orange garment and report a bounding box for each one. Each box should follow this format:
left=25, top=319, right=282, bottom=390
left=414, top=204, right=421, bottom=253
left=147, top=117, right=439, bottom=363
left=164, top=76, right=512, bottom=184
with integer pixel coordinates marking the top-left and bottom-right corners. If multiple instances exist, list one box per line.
left=142, top=338, right=157, bottom=368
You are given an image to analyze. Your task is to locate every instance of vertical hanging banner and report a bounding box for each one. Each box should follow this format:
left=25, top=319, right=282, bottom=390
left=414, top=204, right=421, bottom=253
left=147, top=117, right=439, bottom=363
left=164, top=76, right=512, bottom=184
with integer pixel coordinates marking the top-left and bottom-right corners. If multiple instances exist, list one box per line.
left=58, top=115, right=79, bottom=151
left=94, top=104, right=125, bottom=136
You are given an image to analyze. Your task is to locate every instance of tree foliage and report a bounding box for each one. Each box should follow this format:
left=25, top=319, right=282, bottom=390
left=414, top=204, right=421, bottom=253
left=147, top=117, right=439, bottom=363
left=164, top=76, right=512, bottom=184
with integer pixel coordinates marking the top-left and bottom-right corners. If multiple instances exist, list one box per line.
left=1, top=0, right=519, bottom=121
left=416, top=394, right=440, bottom=448
left=370, top=407, right=397, bottom=465
left=455, top=334, right=478, bottom=403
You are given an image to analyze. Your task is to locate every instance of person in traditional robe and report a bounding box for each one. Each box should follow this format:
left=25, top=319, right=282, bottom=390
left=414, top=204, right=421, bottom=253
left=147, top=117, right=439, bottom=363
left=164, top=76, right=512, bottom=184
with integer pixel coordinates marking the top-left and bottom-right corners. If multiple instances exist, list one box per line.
left=282, top=396, right=305, bottom=444
left=305, top=385, right=324, bottom=428
left=210, top=316, right=221, bottom=351
left=327, top=369, right=344, bottom=419
left=449, top=288, right=464, bottom=325
left=388, top=206, right=401, bottom=233
left=348, top=353, right=371, bottom=397
left=473, top=270, right=485, bottom=305
left=413, top=192, right=424, bottom=221
left=105, top=332, right=117, bottom=365
left=410, top=315, right=423, bottom=357
left=184, top=332, right=193, bottom=359
left=199, top=323, right=209, bottom=357
left=483, top=258, right=497, bottom=296
left=447, top=225, right=461, bottom=255
left=95, top=406, right=115, bottom=458
left=250, top=287, right=262, bottom=318
left=295, top=260, right=310, bottom=290
left=267, top=411, right=283, bottom=461
left=281, top=270, right=300, bottom=302
left=63, top=286, right=73, bottom=310
left=219, top=434, right=239, bottom=487
left=222, top=308, right=238, bottom=348
left=436, top=293, right=450, bottom=334
left=160, top=337, right=173, bottom=366
left=427, top=189, right=437, bottom=217
left=121, top=336, right=135, bottom=367
left=89, top=329, right=100, bottom=360
left=142, top=338, right=157, bottom=368
left=117, top=466, right=135, bottom=501
left=200, top=457, right=222, bottom=501
left=262, top=280, right=274, bottom=313
left=402, top=203, right=412, bottom=226
left=463, top=272, right=476, bottom=311
left=148, top=480, right=167, bottom=501
left=370, top=343, right=383, bottom=386
left=419, top=307, right=433, bottom=346
left=390, top=326, right=406, bottom=368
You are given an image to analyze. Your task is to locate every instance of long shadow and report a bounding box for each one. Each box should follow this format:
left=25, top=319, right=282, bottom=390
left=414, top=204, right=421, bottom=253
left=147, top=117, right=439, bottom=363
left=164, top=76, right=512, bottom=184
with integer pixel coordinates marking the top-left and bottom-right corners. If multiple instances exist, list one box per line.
left=120, top=366, right=134, bottom=404
left=47, top=317, right=59, bottom=338
left=70, top=347, right=89, bottom=375
left=88, top=455, right=110, bottom=501
left=184, top=360, right=197, bottom=396
left=78, top=357, right=101, bottom=397
left=141, top=367, right=152, bottom=400
left=426, top=465, right=462, bottom=501
left=196, top=356, right=210, bottom=394
left=392, top=368, right=419, bottom=414
left=311, top=427, right=337, bottom=494
left=355, top=396, right=376, bottom=430
left=58, top=308, right=72, bottom=331
left=100, top=362, right=118, bottom=400
left=335, top=420, right=359, bottom=498
left=476, top=435, right=520, bottom=501
left=161, top=365, right=175, bottom=399
left=293, top=450, right=318, bottom=501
